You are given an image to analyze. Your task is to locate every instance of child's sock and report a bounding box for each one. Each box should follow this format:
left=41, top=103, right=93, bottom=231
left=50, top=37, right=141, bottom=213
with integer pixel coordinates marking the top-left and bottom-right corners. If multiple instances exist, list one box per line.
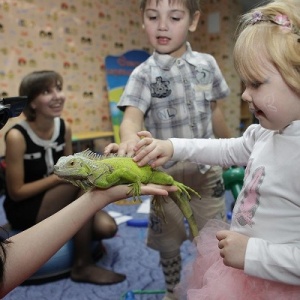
left=160, top=250, right=181, bottom=298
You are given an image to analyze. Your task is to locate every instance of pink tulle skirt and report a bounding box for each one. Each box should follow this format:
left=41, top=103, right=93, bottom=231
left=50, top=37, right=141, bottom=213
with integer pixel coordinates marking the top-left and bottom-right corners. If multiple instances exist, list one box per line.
left=176, top=219, right=300, bottom=300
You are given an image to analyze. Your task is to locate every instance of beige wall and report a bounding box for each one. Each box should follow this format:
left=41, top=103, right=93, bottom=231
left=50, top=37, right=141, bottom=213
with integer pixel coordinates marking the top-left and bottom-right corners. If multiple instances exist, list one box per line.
left=0, top=0, right=242, bottom=155
left=195, top=0, right=242, bottom=137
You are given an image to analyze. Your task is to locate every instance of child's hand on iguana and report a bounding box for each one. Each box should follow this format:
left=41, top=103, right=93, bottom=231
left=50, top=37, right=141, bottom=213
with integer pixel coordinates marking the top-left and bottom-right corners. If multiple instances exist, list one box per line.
left=133, top=131, right=174, bottom=168
left=104, top=139, right=137, bottom=157
left=104, top=131, right=153, bottom=157
left=103, top=142, right=120, bottom=155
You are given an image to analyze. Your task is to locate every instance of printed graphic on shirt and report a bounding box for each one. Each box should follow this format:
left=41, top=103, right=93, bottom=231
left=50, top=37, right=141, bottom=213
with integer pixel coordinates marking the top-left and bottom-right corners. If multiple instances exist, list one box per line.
left=195, top=65, right=213, bottom=85
left=149, top=213, right=163, bottom=234
left=150, top=76, right=171, bottom=98
left=234, top=160, right=264, bottom=227
left=212, top=179, right=225, bottom=198
left=156, top=107, right=177, bottom=122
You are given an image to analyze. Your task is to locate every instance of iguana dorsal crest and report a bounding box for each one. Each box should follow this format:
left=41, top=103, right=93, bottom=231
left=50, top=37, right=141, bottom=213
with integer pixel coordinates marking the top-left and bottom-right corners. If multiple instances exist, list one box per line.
left=74, top=149, right=131, bottom=161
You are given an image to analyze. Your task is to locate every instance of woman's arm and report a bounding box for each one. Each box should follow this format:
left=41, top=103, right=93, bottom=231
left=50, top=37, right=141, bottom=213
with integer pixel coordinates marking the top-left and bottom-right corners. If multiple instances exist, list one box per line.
left=1, top=183, right=176, bottom=297
left=5, top=129, right=62, bottom=201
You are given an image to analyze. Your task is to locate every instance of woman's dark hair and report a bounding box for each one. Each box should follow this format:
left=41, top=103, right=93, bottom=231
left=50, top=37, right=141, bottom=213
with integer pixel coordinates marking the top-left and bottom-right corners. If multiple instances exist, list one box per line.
left=19, top=70, right=63, bottom=121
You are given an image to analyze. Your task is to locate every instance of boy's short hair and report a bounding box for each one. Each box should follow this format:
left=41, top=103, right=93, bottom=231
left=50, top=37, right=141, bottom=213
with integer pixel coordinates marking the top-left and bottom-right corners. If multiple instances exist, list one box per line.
left=19, top=70, right=63, bottom=121
left=139, top=0, right=200, bottom=16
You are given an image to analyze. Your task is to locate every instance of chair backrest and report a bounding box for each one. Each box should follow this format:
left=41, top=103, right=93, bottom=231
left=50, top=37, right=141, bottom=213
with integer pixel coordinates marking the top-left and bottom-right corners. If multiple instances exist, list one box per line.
left=105, top=49, right=150, bottom=143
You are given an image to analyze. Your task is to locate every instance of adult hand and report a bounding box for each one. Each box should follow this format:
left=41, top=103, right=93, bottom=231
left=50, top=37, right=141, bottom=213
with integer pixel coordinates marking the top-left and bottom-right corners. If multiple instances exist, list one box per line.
left=88, top=183, right=177, bottom=208
left=139, top=183, right=177, bottom=195
left=216, top=230, right=249, bottom=270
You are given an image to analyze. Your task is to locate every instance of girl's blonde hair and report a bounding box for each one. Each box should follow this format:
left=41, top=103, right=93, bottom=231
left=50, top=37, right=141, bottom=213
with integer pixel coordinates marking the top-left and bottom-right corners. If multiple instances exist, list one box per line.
left=234, top=0, right=300, bottom=94
left=139, top=0, right=200, bottom=17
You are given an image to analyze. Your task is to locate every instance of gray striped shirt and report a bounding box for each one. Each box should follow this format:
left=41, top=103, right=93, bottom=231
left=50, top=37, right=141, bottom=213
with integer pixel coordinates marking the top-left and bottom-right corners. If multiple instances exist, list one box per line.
left=118, top=42, right=230, bottom=172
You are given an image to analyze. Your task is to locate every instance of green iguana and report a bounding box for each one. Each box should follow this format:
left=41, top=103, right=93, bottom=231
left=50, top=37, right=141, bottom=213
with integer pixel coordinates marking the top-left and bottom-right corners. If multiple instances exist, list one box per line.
left=53, top=149, right=200, bottom=238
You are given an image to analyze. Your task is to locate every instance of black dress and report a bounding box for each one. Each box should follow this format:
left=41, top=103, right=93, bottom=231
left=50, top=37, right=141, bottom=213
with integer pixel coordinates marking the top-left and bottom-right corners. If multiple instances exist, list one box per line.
left=3, top=118, right=66, bottom=230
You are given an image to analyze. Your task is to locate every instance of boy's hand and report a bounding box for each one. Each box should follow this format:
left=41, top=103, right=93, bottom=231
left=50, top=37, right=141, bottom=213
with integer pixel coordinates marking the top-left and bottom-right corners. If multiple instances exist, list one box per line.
left=216, top=230, right=249, bottom=270
left=104, top=131, right=153, bottom=157
left=103, top=143, right=120, bottom=155
left=104, top=140, right=138, bottom=157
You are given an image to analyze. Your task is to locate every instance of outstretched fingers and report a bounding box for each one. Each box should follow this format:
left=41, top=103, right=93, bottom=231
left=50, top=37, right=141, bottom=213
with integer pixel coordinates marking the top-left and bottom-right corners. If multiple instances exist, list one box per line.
left=140, top=183, right=177, bottom=195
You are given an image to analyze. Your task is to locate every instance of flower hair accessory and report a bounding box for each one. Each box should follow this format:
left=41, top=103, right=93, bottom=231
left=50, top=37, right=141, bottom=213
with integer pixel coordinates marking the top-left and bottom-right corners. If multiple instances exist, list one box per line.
left=274, top=14, right=291, bottom=28
left=250, top=10, right=300, bottom=37
left=251, top=11, right=264, bottom=24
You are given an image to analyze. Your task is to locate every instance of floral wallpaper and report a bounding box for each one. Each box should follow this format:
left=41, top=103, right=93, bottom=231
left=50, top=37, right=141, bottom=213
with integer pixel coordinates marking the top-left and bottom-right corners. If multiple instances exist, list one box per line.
left=0, top=0, right=242, bottom=155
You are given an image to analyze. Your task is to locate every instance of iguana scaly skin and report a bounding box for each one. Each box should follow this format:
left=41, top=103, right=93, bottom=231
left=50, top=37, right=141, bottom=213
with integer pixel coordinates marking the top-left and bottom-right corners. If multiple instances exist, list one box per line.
left=53, top=149, right=200, bottom=238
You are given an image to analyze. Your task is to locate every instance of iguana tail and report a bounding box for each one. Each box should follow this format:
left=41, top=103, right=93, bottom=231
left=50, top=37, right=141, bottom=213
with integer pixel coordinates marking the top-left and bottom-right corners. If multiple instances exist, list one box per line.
left=170, top=182, right=201, bottom=239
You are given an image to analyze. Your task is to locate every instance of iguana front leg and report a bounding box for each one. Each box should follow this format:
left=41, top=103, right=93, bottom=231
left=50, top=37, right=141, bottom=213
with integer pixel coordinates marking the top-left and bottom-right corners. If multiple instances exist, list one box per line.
left=89, top=168, right=143, bottom=202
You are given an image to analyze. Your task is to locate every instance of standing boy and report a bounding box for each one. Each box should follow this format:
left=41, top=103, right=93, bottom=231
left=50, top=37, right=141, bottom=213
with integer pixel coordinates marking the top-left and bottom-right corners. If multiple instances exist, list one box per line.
left=105, top=0, right=231, bottom=299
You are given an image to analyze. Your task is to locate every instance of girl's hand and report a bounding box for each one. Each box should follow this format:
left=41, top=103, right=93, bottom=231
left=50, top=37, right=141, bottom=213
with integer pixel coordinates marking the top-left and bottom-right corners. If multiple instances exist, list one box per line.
left=216, top=230, right=249, bottom=270
left=133, top=131, right=174, bottom=168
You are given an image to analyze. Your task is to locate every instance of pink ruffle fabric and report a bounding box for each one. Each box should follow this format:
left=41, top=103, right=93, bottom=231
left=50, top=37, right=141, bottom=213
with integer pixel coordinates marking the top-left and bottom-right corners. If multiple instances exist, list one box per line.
left=176, top=219, right=300, bottom=300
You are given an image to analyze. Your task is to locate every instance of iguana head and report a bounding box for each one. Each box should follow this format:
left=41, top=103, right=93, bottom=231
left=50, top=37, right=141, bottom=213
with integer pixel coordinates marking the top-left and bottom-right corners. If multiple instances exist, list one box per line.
left=54, top=155, right=91, bottom=179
